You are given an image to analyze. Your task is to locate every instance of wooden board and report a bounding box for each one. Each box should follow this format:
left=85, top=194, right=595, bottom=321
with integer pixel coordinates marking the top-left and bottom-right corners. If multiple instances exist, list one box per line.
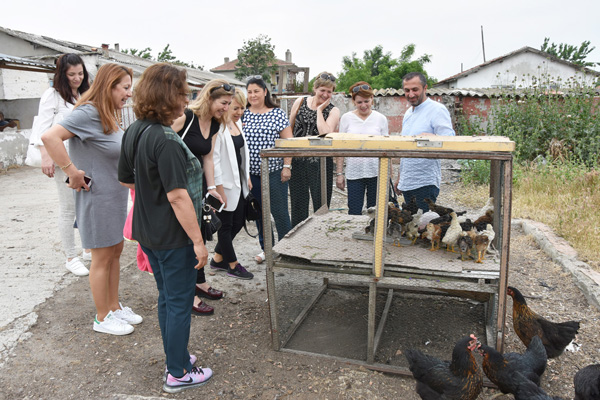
left=275, top=132, right=515, bottom=153
left=273, top=213, right=500, bottom=276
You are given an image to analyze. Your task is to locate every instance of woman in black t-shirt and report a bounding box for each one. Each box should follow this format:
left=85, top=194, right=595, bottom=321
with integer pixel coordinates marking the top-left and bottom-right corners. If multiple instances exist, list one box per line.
left=172, top=79, right=234, bottom=316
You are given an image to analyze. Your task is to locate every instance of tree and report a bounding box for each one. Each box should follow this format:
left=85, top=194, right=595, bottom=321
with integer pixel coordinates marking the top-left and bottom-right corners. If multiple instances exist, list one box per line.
left=121, top=44, right=203, bottom=70
left=540, top=38, right=597, bottom=67
left=235, top=35, right=278, bottom=82
left=121, top=47, right=152, bottom=59
left=336, top=44, right=436, bottom=92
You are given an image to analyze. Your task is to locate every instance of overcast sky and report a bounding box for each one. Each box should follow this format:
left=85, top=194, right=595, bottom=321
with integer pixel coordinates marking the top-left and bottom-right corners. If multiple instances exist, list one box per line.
left=4, top=0, right=599, bottom=83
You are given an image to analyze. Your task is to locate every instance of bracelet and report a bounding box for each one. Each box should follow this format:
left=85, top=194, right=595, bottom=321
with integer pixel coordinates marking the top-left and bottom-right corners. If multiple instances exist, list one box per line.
left=336, top=172, right=344, bottom=176
left=282, top=164, right=292, bottom=170
left=207, top=185, right=216, bottom=190
left=60, top=161, right=73, bottom=170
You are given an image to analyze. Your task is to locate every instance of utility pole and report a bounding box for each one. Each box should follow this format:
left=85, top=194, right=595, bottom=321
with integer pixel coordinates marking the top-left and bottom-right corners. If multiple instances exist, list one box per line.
left=481, top=25, right=486, bottom=63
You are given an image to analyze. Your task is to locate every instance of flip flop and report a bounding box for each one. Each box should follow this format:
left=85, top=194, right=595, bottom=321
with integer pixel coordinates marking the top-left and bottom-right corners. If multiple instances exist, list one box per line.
left=255, top=251, right=265, bottom=264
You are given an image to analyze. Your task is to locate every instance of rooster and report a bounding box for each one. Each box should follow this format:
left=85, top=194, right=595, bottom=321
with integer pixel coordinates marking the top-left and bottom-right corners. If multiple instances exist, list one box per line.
left=478, top=335, right=547, bottom=395
left=404, top=334, right=483, bottom=400
left=507, top=286, right=580, bottom=358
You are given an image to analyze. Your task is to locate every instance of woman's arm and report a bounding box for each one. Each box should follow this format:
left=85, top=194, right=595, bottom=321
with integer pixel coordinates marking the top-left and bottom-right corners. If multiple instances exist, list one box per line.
left=212, top=131, right=227, bottom=207
left=41, top=124, right=88, bottom=191
left=288, top=97, right=303, bottom=132
left=202, top=133, right=224, bottom=203
left=171, top=112, right=187, bottom=133
left=279, top=126, right=293, bottom=182
left=167, top=188, right=208, bottom=269
left=35, top=90, right=60, bottom=177
left=316, top=103, right=340, bottom=136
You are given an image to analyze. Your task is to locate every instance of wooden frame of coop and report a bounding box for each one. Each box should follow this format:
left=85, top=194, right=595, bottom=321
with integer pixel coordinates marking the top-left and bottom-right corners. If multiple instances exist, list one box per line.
left=260, top=132, right=514, bottom=376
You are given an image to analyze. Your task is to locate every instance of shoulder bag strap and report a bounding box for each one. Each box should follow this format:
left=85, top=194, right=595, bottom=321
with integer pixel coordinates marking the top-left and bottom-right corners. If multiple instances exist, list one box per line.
left=181, top=113, right=195, bottom=140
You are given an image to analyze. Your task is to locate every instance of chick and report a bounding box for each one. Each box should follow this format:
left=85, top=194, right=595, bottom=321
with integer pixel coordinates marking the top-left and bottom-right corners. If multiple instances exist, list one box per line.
left=457, top=233, right=474, bottom=261
left=474, top=209, right=493, bottom=231
left=405, top=209, right=423, bottom=245
left=401, top=196, right=419, bottom=215
left=441, top=212, right=461, bottom=252
left=424, top=198, right=453, bottom=216
left=425, top=222, right=442, bottom=251
left=387, top=221, right=402, bottom=246
left=480, top=224, right=495, bottom=253
left=418, top=211, right=440, bottom=232
left=473, top=226, right=495, bottom=263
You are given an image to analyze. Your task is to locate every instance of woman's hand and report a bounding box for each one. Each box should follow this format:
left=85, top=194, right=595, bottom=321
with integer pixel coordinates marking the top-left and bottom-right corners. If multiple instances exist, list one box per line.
left=336, top=174, right=346, bottom=191
left=207, top=187, right=223, bottom=203
left=281, top=167, right=291, bottom=182
left=193, top=242, right=208, bottom=269
left=66, top=169, right=90, bottom=192
left=216, top=186, right=227, bottom=209
left=40, top=147, right=55, bottom=177
left=248, top=180, right=253, bottom=191
left=316, top=98, right=331, bottom=112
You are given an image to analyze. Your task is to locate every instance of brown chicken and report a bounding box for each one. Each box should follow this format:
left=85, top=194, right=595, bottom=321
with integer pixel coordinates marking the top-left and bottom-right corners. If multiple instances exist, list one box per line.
left=473, top=209, right=493, bottom=231
left=507, top=286, right=580, bottom=358
left=574, top=363, right=600, bottom=400
left=478, top=335, right=547, bottom=396
left=473, top=233, right=490, bottom=263
left=424, top=198, right=454, bottom=216
left=404, top=334, right=483, bottom=400
left=424, top=222, right=442, bottom=251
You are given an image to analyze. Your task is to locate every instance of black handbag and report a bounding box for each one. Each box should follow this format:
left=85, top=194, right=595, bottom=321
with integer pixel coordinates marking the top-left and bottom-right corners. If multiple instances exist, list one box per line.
left=201, top=201, right=221, bottom=241
left=245, top=192, right=260, bottom=222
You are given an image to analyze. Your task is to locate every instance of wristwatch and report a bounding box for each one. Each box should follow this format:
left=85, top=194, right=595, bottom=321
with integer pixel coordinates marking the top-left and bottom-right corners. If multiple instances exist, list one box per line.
left=283, top=164, right=292, bottom=170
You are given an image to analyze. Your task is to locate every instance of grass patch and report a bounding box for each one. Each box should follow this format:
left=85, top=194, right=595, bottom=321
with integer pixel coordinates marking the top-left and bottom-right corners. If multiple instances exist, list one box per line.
left=451, top=161, right=600, bottom=271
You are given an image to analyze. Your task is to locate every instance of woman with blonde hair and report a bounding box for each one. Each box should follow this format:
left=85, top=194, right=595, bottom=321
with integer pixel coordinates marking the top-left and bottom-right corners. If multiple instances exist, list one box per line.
left=119, top=63, right=212, bottom=393
left=209, top=89, right=253, bottom=279
left=288, top=72, right=340, bottom=227
left=336, top=81, right=389, bottom=215
left=42, top=63, right=142, bottom=336
left=171, top=79, right=234, bottom=314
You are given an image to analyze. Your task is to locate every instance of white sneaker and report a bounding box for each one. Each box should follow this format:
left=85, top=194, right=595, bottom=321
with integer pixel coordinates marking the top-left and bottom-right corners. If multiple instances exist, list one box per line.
left=93, top=311, right=134, bottom=335
left=65, top=257, right=89, bottom=276
left=112, top=303, right=143, bottom=325
left=82, top=250, right=92, bottom=261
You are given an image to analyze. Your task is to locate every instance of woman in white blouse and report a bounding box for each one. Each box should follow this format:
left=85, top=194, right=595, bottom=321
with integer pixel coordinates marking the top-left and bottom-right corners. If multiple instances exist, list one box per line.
left=33, top=54, right=92, bottom=276
left=336, top=81, right=389, bottom=215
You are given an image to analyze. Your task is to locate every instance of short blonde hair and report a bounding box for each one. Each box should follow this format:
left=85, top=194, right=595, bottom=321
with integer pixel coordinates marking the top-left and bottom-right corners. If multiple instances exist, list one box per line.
left=233, top=89, right=246, bottom=109
left=188, top=79, right=235, bottom=126
left=313, top=71, right=336, bottom=91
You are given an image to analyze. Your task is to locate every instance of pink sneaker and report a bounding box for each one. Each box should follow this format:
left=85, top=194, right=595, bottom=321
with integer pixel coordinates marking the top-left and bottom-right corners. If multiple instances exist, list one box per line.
left=163, top=366, right=212, bottom=393
left=163, top=354, right=197, bottom=382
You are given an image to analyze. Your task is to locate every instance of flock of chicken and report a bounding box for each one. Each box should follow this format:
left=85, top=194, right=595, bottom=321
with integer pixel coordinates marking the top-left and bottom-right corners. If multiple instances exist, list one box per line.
left=367, top=197, right=496, bottom=263
left=403, top=286, right=593, bottom=399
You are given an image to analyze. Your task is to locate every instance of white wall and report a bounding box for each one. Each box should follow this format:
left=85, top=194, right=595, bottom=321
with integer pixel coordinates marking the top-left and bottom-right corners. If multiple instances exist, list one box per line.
left=452, top=52, right=598, bottom=89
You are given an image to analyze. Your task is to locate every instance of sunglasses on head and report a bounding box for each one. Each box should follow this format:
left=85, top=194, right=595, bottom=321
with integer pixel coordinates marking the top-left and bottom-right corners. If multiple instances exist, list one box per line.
left=319, top=73, right=336, bottom=82
left=352, top=84, right=371, bottom=93
left=248, top=75, right=264, bottom=81
left=210, top=83, right=234, bottom=94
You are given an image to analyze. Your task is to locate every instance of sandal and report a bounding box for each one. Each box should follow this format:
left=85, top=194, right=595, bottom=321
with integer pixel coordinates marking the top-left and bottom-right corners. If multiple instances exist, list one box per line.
left=255, top=251, right=265, bottom=264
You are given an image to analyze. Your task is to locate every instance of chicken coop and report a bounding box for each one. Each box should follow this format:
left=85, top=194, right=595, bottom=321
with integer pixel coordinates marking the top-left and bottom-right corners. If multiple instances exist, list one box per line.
left=260, top=132, right=514, bottom=375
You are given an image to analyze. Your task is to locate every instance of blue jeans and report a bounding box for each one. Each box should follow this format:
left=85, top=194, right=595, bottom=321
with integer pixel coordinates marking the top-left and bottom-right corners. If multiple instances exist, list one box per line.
left=141, top=244, right=196, bottom=378
left=347, top=177, right=378, bottom=215
left=250, top=170, right=292, bottom=250
left=401, top=185, right=440, bottom=213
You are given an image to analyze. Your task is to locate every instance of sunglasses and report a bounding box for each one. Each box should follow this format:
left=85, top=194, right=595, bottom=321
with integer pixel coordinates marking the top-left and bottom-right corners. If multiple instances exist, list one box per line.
left=210, top=84, right=235, bottom=94
left=352, top=84, right=371, bottom=93
left=319, top=73, right=336, bottom=82
left=248, top=75, right=264, bottom=82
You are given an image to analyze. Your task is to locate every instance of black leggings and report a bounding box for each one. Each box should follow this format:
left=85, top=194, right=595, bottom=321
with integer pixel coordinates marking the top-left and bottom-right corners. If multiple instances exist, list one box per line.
left=214, top=193, right=246, bottom=264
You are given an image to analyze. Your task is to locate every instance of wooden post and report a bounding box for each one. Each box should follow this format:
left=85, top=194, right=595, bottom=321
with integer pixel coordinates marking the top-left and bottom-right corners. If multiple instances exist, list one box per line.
left=263, top=158, right=280, bottom=349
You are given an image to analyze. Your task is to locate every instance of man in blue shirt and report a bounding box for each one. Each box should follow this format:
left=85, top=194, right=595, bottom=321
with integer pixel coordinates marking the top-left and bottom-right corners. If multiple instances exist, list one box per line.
left=394, top=72, right=455, bottom=212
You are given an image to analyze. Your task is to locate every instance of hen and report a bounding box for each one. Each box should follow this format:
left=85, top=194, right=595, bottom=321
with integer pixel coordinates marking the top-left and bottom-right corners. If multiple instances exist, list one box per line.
left=507, top=286, right=580, bottom=358
left=404, top=334, right=483, bottom=400
left=478, top=335, right=547, bottom=395
left=574, top=364, right=600, bottom=400
left=514, top=376, right=565, bottom=400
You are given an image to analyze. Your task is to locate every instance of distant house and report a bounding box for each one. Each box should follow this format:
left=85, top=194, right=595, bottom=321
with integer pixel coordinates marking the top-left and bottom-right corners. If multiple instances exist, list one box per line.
left=434, top=46, right=600, bottom=89
left=210, top=49, right=309, bottom=93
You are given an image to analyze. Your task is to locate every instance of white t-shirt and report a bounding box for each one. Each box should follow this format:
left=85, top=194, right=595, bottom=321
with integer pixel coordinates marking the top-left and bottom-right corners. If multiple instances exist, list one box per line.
left=339, top=110, right=389, bottom=180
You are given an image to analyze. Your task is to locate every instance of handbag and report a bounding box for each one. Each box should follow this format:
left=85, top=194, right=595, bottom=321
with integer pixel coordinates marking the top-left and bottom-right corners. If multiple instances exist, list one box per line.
left=26, top=91, right=61, bottom=167
left=244, top=192, right=260, bottom=222
left=201, top=200, right=221, bottom=241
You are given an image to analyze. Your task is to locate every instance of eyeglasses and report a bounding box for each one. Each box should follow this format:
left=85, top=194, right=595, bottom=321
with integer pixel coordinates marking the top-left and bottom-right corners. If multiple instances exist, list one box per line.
left=248, top=75, right=264, bottom=81
left=319, top=73, right=336, bottom=82
left=210, top=84, right=235, bottom=94
left=352, top=84, right=371, bottom=93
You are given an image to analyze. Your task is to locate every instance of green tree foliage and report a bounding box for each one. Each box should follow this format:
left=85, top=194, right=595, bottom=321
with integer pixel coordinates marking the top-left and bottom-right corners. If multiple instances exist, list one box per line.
left=336, top=44, right=436, bottom=92
left=235, top=35, right=277, bottom=82
left=121, top=47, right=152, bottom=59
left=540, top=38, right=597, bottom=67
left=121, top=44, right=203, bottom=70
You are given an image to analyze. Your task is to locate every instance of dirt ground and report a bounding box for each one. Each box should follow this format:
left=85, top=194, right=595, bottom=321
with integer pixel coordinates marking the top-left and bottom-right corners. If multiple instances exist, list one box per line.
left=0, top=165, right=598, bottom=399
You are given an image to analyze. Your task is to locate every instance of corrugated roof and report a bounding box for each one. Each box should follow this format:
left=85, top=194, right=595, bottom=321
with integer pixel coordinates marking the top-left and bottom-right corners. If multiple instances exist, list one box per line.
left=0, top=53, right=55, bottom=73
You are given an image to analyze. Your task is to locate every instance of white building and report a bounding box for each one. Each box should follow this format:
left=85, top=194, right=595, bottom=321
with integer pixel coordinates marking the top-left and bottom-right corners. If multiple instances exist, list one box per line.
left=434, top=47, right=600, bottom=89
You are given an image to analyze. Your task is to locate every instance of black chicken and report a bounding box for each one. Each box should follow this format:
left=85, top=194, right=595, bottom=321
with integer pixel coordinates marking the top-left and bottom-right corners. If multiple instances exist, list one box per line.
left=574, top=364, right=600, bottom=400
left=507, top=286, right=580, bottom=358
left=514, top=376, right=565, bottom=400
left=402, top=195, right=419, bottom=215
left=404, top=334, right=483, bottom=400
left=478, top=335, right=547, bottom=395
